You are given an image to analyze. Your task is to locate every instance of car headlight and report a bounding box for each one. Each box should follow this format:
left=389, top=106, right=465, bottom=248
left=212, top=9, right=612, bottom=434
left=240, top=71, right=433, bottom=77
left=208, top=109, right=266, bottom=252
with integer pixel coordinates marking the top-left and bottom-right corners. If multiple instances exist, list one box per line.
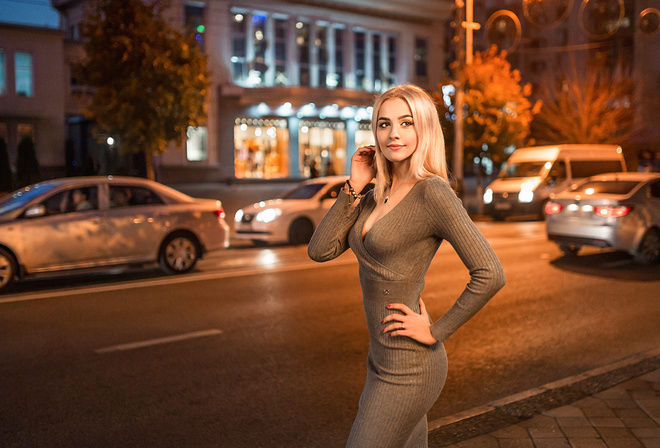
left=234, top=209, right=244, bottom=223
left=483, top=188, right=493, bottom=204
left=256, top=208, right=282, bottom=223
left=518, top=182, right=535, bottom=203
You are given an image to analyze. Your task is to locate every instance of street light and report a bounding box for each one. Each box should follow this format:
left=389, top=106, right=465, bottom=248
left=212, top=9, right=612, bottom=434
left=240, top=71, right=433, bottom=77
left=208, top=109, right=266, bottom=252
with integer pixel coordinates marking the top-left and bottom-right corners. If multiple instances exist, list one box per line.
left=453, top=0, right=480, bottom=191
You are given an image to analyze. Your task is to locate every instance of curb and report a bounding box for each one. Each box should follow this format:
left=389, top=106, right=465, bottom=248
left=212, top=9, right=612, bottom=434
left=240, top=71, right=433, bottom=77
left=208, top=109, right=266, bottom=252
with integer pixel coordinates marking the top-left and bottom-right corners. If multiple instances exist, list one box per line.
left=427, top=347, right=660, bottom=447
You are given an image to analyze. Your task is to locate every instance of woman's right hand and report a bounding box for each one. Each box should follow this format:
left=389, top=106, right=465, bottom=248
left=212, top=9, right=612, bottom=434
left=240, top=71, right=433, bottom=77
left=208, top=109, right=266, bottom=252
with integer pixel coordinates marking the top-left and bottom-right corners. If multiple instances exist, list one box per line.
left=348, top=145, right=377, bottom=192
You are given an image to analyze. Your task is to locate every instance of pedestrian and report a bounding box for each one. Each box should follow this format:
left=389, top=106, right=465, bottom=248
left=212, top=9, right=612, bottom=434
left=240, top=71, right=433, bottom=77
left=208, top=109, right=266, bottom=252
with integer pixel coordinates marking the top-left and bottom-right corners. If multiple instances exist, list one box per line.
left=307, top=84, right=506, bottom=448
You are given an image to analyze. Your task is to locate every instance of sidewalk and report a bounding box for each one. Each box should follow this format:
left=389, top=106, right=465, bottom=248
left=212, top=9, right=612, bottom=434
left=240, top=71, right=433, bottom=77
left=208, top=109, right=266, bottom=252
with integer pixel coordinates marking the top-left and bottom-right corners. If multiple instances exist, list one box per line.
left=428, top=349, right=660, bottom=448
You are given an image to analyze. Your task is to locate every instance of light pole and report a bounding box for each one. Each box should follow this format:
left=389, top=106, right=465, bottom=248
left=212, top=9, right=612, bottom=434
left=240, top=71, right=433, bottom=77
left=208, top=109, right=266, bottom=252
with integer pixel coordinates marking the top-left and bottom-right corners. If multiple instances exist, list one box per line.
left=453, top=0, right=479, bottom=194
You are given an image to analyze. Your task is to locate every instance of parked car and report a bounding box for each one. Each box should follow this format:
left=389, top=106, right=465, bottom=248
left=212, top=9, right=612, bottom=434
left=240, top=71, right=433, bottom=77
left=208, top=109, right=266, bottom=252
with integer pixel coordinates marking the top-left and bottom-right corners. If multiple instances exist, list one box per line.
left=0, top=176, right=230, bottom=292
left=234, top=176, right=374, bottom=246
left=545, top=172, right=660, bottom=264
left=484, top=144, right=627, bottom=220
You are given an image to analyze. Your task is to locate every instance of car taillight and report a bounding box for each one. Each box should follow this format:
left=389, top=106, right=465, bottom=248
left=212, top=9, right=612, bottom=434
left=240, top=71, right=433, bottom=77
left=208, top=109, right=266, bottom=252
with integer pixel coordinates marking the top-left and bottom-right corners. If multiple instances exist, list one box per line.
left=215, top=209, right=226, bottom=219
left=594, top=205, right=632, bottom=218
left=544, top=202, right=563, bottom=215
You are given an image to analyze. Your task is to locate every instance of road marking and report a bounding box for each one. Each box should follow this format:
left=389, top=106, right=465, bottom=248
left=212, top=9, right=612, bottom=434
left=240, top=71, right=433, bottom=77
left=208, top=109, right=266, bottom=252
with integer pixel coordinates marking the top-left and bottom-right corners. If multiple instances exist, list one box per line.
left=0, top=257, right=357, bottom=304
left=95, top=329, right=223, bottom=354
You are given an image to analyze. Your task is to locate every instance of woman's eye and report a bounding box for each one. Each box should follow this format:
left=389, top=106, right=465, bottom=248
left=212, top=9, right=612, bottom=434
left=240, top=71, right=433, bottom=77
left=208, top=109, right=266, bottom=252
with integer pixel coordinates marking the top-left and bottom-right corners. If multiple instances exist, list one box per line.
left=378, top=122, right=390, bottom=128
left=401, top=120, right=413, bottom=127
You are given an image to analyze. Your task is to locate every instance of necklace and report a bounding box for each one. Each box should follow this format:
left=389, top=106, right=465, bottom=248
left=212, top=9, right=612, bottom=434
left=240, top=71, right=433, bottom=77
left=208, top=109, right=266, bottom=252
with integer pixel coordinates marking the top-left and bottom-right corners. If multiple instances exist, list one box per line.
left=384, top=181, right=414, bottom=204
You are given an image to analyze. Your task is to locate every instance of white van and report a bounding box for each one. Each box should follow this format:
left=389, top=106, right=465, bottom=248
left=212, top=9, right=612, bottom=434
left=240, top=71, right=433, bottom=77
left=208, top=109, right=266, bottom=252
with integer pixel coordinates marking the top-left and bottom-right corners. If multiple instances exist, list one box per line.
left=483, top=144, right=627, bottom=220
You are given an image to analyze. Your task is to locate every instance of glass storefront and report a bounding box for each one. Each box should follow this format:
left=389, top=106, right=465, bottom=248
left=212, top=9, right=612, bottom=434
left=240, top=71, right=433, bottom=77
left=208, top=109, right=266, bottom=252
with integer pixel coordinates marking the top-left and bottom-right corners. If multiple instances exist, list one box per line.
left=234, top=118, right=289, bottom=178
left=233, top=116, right=374, bottom=179
left=299, top=120, right=346, bottom=178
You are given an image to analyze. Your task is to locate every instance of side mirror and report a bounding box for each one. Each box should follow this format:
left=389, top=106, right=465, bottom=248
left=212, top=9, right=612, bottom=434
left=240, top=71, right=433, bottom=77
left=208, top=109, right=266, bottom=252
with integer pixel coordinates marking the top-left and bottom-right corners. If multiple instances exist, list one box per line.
left=25, top=204, right=46, bottom=218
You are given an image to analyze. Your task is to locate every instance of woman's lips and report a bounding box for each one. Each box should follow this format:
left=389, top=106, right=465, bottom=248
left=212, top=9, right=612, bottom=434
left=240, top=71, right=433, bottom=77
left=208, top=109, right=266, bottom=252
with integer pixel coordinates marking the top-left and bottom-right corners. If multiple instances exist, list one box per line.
left=388, top=145, right=404, bottom=150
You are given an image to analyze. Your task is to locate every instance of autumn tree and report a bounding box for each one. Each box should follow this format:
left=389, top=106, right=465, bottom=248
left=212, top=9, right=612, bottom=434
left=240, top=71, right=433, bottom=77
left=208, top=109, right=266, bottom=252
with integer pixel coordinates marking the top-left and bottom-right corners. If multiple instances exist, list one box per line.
left=531, top=60, right=634, bottom=145
left=460, top=46, right=540, bottom=166
left=76, top=0, right=209, bottom=180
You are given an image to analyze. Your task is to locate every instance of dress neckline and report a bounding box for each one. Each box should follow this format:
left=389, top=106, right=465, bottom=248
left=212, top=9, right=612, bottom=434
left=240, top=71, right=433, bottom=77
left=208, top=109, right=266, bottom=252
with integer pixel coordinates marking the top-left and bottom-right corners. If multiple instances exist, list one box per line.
left=361, top=179, right=425, bottom=241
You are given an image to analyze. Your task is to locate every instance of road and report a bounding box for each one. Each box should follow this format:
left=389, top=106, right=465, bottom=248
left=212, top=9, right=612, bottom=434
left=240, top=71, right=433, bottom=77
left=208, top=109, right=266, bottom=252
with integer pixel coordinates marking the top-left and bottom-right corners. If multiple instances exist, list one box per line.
left=1, top=221, right=659, bottom=447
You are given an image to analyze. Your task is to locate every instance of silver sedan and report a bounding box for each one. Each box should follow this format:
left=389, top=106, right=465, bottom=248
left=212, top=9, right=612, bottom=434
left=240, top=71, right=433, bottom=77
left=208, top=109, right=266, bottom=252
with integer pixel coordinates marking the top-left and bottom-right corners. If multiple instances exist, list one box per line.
left=545, top=172, right=660, bottom=264
left=0, top=176, right=230, bottom=291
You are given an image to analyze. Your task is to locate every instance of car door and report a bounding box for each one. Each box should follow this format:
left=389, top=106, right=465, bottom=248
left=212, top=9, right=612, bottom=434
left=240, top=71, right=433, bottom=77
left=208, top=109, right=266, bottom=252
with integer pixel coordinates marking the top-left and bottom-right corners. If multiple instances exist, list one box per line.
left=18, top=185, right=108, bottom=272
left=104, top=184, right=170, bottom=263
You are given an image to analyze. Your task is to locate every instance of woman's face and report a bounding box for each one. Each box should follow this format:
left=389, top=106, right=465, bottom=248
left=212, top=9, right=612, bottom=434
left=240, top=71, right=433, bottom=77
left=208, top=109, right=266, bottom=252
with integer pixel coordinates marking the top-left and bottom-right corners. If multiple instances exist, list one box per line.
left=376, top=98, right=418, bottom=165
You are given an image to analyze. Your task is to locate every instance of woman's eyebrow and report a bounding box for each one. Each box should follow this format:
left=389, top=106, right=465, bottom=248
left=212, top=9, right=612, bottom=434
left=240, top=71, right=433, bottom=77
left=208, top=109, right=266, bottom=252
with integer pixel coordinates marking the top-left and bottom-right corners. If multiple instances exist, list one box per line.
left=377, top=114, right=413, bottom=121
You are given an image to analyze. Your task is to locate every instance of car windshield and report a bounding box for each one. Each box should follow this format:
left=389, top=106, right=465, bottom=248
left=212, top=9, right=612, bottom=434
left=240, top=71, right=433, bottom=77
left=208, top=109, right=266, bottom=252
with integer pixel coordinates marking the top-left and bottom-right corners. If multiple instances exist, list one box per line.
left=0, top=183, right=59, bottom=216
left=570, top=180, right=640, bottom=195
left=498, top=162, right=546, bottom=179
left=278, top=183, right=326, bottom=200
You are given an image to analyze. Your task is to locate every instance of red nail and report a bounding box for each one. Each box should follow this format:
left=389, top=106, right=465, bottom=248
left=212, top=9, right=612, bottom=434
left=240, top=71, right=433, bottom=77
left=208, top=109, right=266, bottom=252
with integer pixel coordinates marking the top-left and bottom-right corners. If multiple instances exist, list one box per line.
left=386, top=304, right=391, bottom=308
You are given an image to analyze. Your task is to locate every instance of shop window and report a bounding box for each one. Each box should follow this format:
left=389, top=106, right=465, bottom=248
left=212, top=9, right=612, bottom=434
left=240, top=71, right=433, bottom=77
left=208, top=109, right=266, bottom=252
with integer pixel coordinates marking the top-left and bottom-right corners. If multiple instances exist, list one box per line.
left=234, top=118, right=289, bottom=179
left=186, top=126, right=207, bottom=161
left=15, top=52, right=33, bottom=97
left=185, top=3, right=205, bottom=50
left=299, top=120, right=347, bottom=178
left=274, top=17, right=288, bottom=85
left=355, top=122, right=374, bottom=148
left=296, top=21, right=311, bottom=86
left=0, top=50, right=6, bottom=95
left=231, top=10, right=248, bottom=83
left=414, top=37, right=428, bottom=78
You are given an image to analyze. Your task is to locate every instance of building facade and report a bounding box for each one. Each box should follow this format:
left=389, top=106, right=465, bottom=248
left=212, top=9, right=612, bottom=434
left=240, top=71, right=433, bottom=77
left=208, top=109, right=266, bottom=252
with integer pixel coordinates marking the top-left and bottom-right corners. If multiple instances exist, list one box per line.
left=50, top=0, right=453, bottom=183
left=0, top=23, right=66, bottom=180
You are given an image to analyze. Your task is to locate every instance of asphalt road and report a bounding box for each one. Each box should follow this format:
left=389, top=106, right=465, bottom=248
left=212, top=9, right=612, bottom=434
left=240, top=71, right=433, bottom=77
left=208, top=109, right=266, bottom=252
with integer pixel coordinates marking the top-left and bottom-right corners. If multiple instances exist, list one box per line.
left=1, top=222, right=659, bottom=447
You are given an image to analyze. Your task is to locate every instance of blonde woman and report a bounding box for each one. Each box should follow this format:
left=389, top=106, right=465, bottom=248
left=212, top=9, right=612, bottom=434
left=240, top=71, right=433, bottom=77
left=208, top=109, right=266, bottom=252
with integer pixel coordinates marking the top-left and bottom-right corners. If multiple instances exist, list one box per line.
left=308, top=84, right=506, bottom=447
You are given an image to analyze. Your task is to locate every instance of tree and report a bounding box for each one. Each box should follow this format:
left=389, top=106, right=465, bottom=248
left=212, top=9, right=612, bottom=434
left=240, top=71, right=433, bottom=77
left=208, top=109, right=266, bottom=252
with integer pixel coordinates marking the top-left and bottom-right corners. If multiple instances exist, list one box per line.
left=76, top=0, right=210, bottom=180
left=0, top=137, right=12, bottom=193
left=460, top=46, right=540, bottom=166
left=15, top=136, right=41, bottom=189
left=531, top=60, right=634, bottom=145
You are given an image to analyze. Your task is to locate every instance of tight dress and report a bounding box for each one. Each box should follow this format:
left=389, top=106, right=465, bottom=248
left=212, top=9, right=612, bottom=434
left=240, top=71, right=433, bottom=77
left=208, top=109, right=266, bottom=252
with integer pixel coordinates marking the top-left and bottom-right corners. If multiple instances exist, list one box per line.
left=308, top=177, right=506, bottom=448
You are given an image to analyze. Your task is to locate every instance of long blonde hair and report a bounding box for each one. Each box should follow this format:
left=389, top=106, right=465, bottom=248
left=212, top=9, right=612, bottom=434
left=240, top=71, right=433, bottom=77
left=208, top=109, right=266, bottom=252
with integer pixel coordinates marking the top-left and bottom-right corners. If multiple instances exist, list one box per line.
left=371, top=84, right=448, bottom=202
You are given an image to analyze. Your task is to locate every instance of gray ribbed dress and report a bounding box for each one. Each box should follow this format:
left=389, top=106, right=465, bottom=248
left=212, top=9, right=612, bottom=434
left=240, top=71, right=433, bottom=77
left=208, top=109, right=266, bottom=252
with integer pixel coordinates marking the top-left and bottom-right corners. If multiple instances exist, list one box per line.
left=307, top=176, right=506, bottom=448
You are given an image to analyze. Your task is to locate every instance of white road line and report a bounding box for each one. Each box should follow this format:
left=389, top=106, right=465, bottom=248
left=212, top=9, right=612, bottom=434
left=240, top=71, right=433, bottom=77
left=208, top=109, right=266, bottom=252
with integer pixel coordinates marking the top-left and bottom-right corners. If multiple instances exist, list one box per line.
left=95, top=329, right=223, bottom=354
left=0, top=257, right=356, bottom=304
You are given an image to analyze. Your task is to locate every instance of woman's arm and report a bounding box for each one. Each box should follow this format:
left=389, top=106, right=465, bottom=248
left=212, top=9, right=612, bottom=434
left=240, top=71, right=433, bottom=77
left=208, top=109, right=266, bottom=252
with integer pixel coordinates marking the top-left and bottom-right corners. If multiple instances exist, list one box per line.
left=425, top=179, right=507, bottom=343
left=307, top=190, right=362, bottom=262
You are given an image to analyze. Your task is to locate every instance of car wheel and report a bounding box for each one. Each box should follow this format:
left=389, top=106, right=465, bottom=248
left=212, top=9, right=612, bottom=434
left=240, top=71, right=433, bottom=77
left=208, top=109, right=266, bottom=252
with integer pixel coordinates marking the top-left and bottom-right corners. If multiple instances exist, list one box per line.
left=159, top=232, right=200, bottom=274
left=0, top=247, right=17, bottom=292
left=634, top=228, right=660, bottom=265
left=288, top=218, right=314, bottom=245
left=559, top=244, right=581, bottom=257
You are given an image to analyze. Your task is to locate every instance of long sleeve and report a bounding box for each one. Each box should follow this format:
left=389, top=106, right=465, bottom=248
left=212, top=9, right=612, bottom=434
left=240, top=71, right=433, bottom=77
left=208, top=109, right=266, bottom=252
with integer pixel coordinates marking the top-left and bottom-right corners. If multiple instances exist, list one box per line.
left=307, top=190, right=363, bottom=262
left=423, top=179, right=506, bottom=343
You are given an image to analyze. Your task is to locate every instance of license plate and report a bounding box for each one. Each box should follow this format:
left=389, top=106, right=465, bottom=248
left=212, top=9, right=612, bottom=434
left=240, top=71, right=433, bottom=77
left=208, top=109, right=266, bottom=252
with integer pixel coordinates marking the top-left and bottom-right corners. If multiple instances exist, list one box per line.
left=494, top=202, right=512, bottom=210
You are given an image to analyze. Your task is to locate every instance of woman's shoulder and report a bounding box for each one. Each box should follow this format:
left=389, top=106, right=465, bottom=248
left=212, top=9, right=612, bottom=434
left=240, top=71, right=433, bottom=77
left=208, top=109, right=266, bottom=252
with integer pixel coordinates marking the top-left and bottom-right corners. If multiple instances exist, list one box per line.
left=417, top=176, right=454, bottom=196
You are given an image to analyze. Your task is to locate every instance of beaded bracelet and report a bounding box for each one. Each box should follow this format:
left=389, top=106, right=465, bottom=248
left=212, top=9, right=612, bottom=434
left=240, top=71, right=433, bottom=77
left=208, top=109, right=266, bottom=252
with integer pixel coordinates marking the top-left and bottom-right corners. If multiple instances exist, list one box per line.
left=345, top=179, right=362, bottom=200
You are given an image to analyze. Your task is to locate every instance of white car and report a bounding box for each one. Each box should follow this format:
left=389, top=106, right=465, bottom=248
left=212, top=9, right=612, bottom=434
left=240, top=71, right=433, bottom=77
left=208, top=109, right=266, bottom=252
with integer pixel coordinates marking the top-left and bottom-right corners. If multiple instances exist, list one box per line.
left=545, top=172, right=660, bottom=263
left=0, top=176, right=230, bottom=292
left=234, top=176, right=374, bottom=245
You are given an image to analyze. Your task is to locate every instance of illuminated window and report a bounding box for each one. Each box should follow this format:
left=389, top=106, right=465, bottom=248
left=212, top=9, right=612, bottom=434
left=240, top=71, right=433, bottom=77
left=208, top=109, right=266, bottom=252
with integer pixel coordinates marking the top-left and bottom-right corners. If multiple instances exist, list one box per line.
left=354, top=30, right=366, bottom=89
left=231, top=10, right=248, bottom=83
left=387, top=36, right=397, bottom=87
left=251, top=13, right=268, bottom=86
left=334, top=27, right=345, bottom=88
left=414, top=37, right=428, bottom=78
left=0, top=50, right=6, bottom=94
left=234, top=118, right=290, bottom=179
left=297, top=21, right=311, bottom=86
left=274, top=17, right=288, bottom=85
left=186, top=126, right=208, bottom=161
left=15, top=52, right=33, bottom=97
left=185, top=3, right=205, bottom=50
left=316, top=23, right=328, bottom=88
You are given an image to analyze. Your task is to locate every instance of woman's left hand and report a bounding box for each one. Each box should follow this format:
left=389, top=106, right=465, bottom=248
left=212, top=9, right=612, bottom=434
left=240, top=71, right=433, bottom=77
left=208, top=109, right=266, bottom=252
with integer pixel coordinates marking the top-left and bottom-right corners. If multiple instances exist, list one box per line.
left=382, top=298, right=438, bottom=345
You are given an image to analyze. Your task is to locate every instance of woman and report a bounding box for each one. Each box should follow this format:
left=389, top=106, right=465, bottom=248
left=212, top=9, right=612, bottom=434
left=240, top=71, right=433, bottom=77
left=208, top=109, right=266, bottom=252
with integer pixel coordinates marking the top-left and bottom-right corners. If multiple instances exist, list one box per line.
left=308, top=84, right=506, bottom=448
